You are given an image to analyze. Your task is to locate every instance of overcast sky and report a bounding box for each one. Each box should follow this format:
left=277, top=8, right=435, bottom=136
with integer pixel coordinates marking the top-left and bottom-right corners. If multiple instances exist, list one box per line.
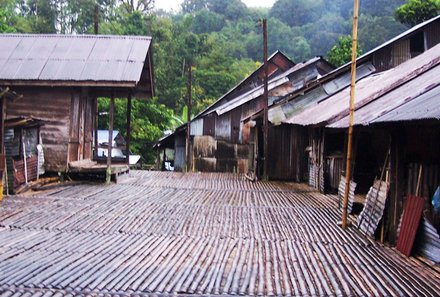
left=155, top=0, right=276, bottom=11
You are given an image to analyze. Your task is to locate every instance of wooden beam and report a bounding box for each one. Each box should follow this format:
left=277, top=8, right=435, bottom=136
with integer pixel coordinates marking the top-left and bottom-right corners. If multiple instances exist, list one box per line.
left=126, top=93, right=132, bottom=165
left=0, top=80, right=137, bottom=88
left=0, top=87, right=9, bottom=98
left=0, top=96, right=4, bottom=154
left=106, top=94, right=115, bottom=183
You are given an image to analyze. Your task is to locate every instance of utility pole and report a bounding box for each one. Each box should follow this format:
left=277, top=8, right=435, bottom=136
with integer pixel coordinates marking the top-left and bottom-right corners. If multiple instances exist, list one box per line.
left=342, top=0, right=360, bottom=229
left=185, top=65, right=192, bottom=172
left=94, top=4, right=99, bottom=35
left=262, top=19, right=269, bottom=181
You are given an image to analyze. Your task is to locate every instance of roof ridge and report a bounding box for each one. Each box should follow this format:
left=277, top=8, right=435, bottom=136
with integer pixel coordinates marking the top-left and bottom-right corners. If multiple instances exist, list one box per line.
left=0, top=33, right=152, bottom=40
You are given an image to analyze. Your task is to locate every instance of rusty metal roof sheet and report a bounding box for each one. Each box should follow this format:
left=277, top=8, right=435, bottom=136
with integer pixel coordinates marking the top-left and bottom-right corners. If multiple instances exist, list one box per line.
left=285, top=43, right=440, bottom=126
left=194, top=51, right=295, bottom=119
left=0, top=34, right=152, bottom=85
left=329, top=64, right=440, bottom=127
left=372, top=84, right=440, bottom=123
left=215, top=57, right=326, bottom=116
left=269, top=62, right=375, bottom=125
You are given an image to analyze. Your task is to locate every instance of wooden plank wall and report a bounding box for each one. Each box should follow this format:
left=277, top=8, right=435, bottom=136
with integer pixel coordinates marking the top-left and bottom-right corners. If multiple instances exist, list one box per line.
left=6, top=87, right=94, bottom=172
left=267, top=125, right=307, bottom=182
left=6, top=87, right=72, bottom=172
left=68, top=88, right=94, bottom=164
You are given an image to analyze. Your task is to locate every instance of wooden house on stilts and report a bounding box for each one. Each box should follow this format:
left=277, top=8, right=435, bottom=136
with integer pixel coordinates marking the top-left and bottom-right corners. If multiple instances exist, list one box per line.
left=0, top=34, right=154, bottom=191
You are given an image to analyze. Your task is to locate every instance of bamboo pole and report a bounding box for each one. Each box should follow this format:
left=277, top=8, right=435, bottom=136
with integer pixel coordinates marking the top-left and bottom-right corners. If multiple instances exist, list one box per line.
left=262, top=18, right=269, bottom=181
left=342, top=0, right=360, bottom=229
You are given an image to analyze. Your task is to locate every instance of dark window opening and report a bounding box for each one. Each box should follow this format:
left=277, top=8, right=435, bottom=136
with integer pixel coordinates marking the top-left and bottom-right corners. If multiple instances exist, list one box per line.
left=410, top=31, right=425, bottom=58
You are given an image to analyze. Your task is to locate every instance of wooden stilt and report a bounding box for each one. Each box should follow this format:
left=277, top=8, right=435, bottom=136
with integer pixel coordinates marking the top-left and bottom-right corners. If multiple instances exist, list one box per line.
left=106, top=94, right=115, bottom=183
left=126, top=93, right=132, bottom=166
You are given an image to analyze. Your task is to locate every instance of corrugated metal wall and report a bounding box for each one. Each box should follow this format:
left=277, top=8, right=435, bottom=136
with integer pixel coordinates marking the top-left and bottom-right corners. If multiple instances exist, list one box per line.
left=426, top=21, right=440, bottom=49
left=13, top=156, right=38, bottom=188
left=174, top=133, right=186, bottom=171
left=6, top=87, right=71, bottom=172
left=308, top=128, right=325, bottom=192
left=392, top=39, right=411, bottom=67
left=242, top=97, right=264, bottom=121
left=190, top=118, right=203, bottom=136
left=325, top=155, right=344, bottom=191
left=267, top=125, right=307, bottom=182
left=203, top=113, right=215, bottom=136
left=215, top=113, right=231, bottom=141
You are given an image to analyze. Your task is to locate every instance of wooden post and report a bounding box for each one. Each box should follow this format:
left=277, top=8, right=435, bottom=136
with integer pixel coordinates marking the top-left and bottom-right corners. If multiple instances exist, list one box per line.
left=0, top=97, right=4, bottom=200
left=342, top=0, right=359, bottom=229
left=94, top=4, right=99, bottom=35
left=126, top=93, right=132, bottom=165
left=262, top=18, right=269, bottom=181
left=106, top=94, right=115, bottom=183
left=0, top=96, right=3, bottom=155
left=185, top=65, right=192, bottom=172
left=162, top=149, right=166, bottom=171
left=94, top=98, right=98, bottom=160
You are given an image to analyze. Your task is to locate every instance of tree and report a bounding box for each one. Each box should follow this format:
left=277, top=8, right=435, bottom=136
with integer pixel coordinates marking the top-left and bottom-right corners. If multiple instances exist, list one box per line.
left=23, top=0, right=57, bottom=33
left=395, top=0, right=440, bottom=26
left=358, top=15, right=406, bottom=51
left=270, top=0, right=324, bottom=27
left=98, top=98, right=174, bottom=163
left=181, top=0, right=208, bottom=13
left=326, top=35, right=361, bottom=67
left=119, top=0, right=154, bottom=14
left=361, top=0, right=406, bottom=17
left=191, top=9, right=225, bottom=34
left=0, top=0, right=17, bottom=33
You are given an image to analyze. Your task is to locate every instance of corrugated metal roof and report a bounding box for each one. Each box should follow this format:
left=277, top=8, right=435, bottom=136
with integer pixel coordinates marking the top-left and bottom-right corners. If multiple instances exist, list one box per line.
left=215, top=57, right=325, bottom=116
left=372, top=84, right=440, bottom=123
left=215, top=76, right=289, bottom=116
left=285, top=43, right=440, bottom=126
left=0, top=34, right=151, bottom=85
left=319, top=15, right=440, bottom=82
left=329, top=64, right=440, bottom=127
left=194, top=51, right=295, bottom=119
left=269, top=62, right=375, bottom=125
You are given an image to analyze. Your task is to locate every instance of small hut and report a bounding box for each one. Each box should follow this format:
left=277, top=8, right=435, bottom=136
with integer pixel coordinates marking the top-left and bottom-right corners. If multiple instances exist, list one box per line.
left=0, top=34, right=154, bottom=181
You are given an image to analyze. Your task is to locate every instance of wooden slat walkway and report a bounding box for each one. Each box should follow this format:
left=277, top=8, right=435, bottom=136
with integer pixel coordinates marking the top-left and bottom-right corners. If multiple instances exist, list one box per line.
left=0, top=171, right=439, bottom=296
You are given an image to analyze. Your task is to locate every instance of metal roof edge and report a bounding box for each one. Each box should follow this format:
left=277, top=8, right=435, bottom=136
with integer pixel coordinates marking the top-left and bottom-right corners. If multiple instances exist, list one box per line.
left=319, top=15, right=440, bottom=82
left=0, top=33, right=152, bottom=40
left=192, top=51, right=295, bottom=120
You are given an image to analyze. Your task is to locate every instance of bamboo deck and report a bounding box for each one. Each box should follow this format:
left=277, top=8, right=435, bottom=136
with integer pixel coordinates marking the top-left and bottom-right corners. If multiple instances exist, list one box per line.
left=0, top=171, right=439, bottom=296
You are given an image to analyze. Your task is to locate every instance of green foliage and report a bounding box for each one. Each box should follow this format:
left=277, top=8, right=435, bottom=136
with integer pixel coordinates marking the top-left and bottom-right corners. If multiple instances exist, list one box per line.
left=0, top=8, right=15, bottom=32
left=395, top=0, right=440, bottom=26
left=270, top=0, right=324, bottom=27
left=191, top=10, right=225, bottom=33
left=359, top=15, right=406, bottom=51
left=326, top=35, right=362, bottom=67
left=98, top=98, right=174, bottom=163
